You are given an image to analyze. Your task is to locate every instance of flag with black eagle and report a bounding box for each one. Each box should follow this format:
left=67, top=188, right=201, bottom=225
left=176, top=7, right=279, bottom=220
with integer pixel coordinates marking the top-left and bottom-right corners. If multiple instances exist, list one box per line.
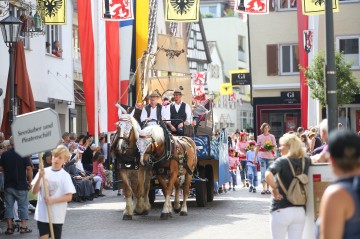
left=37, top=0, right=66, bottom=24
left=166, top=0, right=200, bottom=22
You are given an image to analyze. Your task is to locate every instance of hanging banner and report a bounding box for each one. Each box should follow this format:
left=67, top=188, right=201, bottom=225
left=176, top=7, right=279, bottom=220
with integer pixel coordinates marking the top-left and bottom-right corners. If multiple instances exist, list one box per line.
left=302, top=0, right=339, bottom=15
left=303, top=30, right=313, bottom=54
left=213, top=91, right=220, bottom=103
left=37, top=0, right=66, bottom=24
left=77, top=0, right=120, bottom=134
left=102, top=0, right=134, bottom=21
left=165, top=0, right=200, bottom=22
left=234, top=0, right=269, bottom=14
left=220, top=83, right=233, bottom=96
left=193, top=71, right=206, bottom=85
left=152, top=34, right=189, bottom=74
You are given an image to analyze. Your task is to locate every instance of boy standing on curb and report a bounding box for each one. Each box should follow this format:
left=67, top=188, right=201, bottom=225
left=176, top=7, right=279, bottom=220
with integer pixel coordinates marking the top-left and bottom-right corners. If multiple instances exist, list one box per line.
left=32, top=145, right=76, bottom=239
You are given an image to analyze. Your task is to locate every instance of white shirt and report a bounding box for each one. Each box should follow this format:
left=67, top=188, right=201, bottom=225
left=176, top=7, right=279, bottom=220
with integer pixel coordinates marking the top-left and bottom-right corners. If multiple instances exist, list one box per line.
left=33, top=167, right=76, bottom=224
left=140, top=105, right=170, bottom=125
left=101, top=142, right=108, bottom=159
left=172, top=101, right=192, bottom=124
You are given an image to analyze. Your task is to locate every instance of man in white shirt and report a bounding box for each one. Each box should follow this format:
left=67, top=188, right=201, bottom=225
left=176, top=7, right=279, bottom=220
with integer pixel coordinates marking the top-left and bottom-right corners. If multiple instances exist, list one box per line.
left=140, top=89, right=170, bottom=127
left=168, top=89, right=192, bottom=136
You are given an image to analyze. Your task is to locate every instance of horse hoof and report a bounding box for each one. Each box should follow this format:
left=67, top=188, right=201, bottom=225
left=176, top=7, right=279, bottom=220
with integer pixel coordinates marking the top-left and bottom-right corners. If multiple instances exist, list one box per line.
left=134, top=210, right=143, bottom=215
left=174, top=208, right=181, bottom=213
left=160, top=213, right=169, bottom=220
left=123, top=215, right=133, bottom=220
left=142, top=210, right=149, bottom=215
left=180, top=211, right=188, bottom=216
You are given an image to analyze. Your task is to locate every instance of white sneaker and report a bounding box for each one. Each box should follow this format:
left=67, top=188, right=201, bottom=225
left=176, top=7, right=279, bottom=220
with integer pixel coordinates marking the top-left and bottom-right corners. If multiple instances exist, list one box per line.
left=28, top=203, right=36, bottom=213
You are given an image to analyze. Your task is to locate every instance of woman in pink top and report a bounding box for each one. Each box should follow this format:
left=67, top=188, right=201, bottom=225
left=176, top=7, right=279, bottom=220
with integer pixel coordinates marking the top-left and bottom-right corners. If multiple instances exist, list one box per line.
left=236, top=132, right=249, bottom=187
left=254, top=123, right=277, bottom=195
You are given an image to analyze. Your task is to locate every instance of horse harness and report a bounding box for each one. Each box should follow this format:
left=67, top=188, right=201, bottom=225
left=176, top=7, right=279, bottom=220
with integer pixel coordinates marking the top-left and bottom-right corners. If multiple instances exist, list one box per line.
left=141, top=133, right=193, bottom=176
left=113, top=120, right=140, bottom=170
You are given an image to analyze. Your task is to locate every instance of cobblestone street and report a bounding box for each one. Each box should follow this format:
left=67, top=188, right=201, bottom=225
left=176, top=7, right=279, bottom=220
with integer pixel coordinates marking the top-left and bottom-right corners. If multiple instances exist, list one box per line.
left=1, top=183, right=273, bottom=239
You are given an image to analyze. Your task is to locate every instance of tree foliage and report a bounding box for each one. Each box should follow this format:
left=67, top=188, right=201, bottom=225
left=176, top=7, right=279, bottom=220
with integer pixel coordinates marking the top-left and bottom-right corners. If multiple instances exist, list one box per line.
left=301, top=51, right=360, bottom=107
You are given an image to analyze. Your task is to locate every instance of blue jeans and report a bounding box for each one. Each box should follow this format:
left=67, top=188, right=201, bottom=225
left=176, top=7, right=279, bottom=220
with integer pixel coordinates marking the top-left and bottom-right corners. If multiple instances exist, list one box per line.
left=229, top=171, right=237, bottom=186
left=247, top=165, right=258, bottom=187
left=259, top=157, right=273, bottom=183
left=240, top=161, right=248, bottom=181
left=4, top=187, right=29, bottom=220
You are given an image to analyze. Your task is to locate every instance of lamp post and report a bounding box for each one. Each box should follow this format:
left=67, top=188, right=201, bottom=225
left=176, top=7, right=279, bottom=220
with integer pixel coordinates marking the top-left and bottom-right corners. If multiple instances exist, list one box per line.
left=325, top=0, right=338, bottom=133
left=0, top=11, right=22, bottom=131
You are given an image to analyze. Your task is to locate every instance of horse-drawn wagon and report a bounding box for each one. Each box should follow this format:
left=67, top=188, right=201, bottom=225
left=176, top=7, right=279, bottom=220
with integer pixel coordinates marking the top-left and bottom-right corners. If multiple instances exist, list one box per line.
left=111, top=34, right=224, bottom=220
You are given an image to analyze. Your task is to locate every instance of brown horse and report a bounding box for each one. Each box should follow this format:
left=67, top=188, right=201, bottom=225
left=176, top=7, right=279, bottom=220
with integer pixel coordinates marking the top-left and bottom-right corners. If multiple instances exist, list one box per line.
left=136, top=124, right=198, bottom=219
left=110, top=110, right=152, bottom=220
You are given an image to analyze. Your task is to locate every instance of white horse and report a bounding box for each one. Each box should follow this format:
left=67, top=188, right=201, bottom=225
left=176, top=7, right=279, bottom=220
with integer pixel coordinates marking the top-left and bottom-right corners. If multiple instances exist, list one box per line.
left=111, top=105, right=152, bottom=220
left=136, top=124, right=198, bottom=219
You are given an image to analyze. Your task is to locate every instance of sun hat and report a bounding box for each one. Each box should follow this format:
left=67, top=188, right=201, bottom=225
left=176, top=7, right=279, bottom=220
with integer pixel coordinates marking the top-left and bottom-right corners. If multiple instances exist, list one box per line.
left=248, top=140, right=256, bottom=145
left=149, top=90, right=161, bottom=97
left=173, top=88, right=184, bottom=95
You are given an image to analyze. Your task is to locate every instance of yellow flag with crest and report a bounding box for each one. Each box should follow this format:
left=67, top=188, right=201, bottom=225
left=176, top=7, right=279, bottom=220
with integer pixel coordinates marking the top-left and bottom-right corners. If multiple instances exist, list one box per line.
left=220, top=83, right=233, bottom=96
left=37, top=0, right=66, bottom=24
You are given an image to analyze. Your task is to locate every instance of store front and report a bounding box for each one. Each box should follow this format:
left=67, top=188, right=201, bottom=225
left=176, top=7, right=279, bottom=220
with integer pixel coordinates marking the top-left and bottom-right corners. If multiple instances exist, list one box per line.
left=253, top=91, right=301, bottom=142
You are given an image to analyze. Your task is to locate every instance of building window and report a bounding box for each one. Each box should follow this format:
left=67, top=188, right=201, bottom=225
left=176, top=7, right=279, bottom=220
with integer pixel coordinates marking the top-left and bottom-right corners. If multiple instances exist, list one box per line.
left=193, top=32, right=198, bottom=49
left=278, top=0, right=297, bottom=10
left=45, top=25, right=62, bottom=55
left=336, top=36, right=360, bottom=69
left=200, top=5, right=218, bottom=17
left=280, top=44, right=299, bottom=74
left=238, top=35, right=246, bottom=62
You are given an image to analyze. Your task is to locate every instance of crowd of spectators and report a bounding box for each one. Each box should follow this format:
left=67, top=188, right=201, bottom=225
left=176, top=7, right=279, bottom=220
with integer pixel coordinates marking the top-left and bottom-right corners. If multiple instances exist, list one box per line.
left=0, top=130, right=113, bottom=235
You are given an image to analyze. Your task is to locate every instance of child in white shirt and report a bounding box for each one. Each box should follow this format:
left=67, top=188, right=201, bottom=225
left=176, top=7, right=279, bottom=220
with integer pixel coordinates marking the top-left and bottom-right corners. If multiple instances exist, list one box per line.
left=32, top=145, right=76, bottom=239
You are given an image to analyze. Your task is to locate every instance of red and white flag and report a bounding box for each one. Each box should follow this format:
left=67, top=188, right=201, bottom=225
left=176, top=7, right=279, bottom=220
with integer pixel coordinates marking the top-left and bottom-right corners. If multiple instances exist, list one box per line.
left=102, top=0, right=134, bottom=21
left=194, top=85, right=205, bottom=96
left=230, top=92, right=237, bottom=102
left=193, top=71, right=206, bottom=85
left=234, top=0, right=269, bottom=14
left=78, top=0, right=120, bottom=134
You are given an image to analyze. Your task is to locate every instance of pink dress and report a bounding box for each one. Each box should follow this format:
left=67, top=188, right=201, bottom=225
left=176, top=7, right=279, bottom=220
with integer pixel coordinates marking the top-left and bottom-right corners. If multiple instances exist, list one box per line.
left=257, top=134, right=276, bottom=160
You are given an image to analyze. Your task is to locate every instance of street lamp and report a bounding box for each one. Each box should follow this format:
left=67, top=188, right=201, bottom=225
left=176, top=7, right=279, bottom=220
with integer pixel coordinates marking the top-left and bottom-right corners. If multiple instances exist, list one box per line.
left=0, top=11, right=22, bottom=130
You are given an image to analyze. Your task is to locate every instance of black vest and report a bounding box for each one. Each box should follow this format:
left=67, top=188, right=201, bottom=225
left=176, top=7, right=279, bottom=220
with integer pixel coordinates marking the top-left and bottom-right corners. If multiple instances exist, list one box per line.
left=170, top=102, right=187, bottom=127
left=145, top=103, right=162, bottom=121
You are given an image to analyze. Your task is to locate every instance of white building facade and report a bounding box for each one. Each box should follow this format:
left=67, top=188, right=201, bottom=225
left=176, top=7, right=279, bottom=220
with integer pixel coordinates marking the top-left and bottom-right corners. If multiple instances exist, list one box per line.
left=0, top=0, right=75, bottom=134
left=201, top=1, right=252, bottom=133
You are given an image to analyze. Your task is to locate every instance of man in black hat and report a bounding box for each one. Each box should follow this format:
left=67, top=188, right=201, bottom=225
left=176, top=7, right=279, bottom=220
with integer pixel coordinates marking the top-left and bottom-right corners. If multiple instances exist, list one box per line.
left=140, top=89, right=170, bottom=126
left=168, top=89, right=192, bottom=136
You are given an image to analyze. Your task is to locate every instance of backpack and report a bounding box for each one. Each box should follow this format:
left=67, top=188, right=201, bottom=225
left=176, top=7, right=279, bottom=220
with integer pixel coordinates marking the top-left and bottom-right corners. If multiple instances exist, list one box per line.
left=277, top=158, right=309, bottom=206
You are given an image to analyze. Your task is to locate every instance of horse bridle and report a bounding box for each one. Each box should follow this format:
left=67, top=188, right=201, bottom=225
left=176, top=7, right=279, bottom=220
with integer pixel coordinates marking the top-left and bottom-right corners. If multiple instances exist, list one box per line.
left=116, top=118, right=137, bottom=151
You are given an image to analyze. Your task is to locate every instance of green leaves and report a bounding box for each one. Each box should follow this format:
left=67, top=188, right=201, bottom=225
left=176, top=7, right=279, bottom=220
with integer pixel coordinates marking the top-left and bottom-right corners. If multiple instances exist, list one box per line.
left=301, top=51, right=360, bottom=107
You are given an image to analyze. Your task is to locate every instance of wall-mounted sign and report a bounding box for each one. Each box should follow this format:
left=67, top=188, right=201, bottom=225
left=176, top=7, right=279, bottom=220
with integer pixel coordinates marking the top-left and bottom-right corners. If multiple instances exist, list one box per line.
left=230, top=70, right=251, bottom=86
left=280, top=91, right=300, bottom=104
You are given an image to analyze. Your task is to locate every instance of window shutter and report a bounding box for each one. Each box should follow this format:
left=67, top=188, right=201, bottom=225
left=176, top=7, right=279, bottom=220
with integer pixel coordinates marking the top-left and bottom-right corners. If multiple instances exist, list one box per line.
left=267, top=44, right=278, bottom=76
